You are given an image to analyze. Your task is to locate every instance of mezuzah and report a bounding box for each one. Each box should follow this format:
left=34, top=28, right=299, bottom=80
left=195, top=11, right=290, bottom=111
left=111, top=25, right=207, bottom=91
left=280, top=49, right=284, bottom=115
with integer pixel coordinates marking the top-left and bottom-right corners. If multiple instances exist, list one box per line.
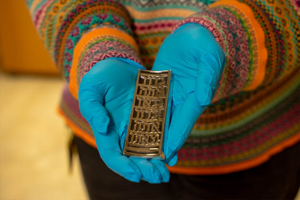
left=123, top=70, right=171, bottom=158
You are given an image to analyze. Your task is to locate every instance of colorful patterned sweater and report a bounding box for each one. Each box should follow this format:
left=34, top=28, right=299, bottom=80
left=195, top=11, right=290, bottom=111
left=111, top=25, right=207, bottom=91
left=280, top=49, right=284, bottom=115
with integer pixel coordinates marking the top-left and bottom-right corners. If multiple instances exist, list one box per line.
left=26, top=0, right=300, bottom=175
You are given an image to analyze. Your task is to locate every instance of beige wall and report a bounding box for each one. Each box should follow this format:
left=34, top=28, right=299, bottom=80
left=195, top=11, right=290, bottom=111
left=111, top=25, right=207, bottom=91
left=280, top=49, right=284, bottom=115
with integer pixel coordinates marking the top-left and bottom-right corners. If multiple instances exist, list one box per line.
left=0, top=0, right=59, bottom=75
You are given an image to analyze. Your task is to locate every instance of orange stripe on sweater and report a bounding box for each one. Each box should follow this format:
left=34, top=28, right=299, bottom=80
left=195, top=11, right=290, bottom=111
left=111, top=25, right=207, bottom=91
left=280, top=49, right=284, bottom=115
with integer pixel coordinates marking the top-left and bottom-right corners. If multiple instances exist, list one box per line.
left=69, top=28, right=139, bottom=100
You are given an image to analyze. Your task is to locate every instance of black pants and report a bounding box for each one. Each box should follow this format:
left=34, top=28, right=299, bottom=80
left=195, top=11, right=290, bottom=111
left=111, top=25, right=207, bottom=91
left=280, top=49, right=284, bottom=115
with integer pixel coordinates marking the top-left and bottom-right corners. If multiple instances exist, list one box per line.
left=74, top=136, right=300, bottom=200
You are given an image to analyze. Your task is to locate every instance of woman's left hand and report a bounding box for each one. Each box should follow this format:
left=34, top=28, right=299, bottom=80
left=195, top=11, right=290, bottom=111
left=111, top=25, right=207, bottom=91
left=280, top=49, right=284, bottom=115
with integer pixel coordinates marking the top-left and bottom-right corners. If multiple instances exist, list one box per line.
left=152, top=23, right=226, bottom=166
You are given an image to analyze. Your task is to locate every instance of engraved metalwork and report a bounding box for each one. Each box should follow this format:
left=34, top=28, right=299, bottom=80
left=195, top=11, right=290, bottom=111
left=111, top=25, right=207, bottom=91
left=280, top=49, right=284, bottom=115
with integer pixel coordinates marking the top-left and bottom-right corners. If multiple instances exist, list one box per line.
left=123, top=70, right=171, bottom=158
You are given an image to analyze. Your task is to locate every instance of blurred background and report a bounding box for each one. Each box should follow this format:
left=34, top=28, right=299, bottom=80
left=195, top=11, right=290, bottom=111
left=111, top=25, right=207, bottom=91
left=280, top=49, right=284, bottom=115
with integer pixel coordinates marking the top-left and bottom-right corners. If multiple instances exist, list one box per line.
left=0, top=0, right=88, bottom=199
left=0, top=0, right=299, bottom=199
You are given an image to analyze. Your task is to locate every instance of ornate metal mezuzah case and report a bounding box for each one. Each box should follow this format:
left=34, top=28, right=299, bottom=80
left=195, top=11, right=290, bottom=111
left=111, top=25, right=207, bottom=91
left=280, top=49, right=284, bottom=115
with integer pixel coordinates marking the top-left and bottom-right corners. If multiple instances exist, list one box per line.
left=123, top=70, right=171, bottom=158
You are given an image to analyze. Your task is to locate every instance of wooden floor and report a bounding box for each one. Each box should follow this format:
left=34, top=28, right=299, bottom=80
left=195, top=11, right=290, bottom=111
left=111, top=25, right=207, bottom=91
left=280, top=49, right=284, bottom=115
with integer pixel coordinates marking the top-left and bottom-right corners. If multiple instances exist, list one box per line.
left=0, top=73, right=299, bottom=199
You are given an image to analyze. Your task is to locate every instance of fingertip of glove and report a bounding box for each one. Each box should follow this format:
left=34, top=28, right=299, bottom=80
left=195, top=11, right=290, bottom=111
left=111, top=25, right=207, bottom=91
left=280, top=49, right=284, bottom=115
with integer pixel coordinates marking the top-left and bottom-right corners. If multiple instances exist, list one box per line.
left=196, top=86, right=213, bottom=106
left=140, top=177, right=161, bottom=184
left=149, top=176, right=162, bottom=184
left=167, top=153, right=178, bottom=166
left=126, top=174, right=141, bottom=183
left=162, top=172, right=170, bottom=183
left=149, top=180, right=162, bottom=184
left=124, top=165, right=142, bottom=183
left=127, top=161, right=142, bottom=178
left=165, top=146, right=176, bottom=164
left=94, top=115, right=110, bottom=134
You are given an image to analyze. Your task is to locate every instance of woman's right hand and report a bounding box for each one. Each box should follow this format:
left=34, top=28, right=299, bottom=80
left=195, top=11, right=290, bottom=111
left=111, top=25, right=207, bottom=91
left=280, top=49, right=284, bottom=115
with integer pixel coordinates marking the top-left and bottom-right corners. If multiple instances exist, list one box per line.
left=78, top=57, right=170, bottom=183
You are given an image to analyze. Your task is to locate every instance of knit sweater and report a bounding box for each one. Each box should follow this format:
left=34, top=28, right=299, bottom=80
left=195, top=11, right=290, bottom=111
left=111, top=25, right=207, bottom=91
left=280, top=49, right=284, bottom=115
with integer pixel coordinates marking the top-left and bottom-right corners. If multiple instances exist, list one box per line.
left=26, top=0, right=300, bottom=175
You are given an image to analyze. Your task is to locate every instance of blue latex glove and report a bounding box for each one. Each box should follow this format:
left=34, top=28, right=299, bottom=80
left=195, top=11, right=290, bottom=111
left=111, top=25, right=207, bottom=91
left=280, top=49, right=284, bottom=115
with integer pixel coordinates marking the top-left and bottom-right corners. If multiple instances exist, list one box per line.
left=79, top=58, right=170, bottom=183
left=152, top=23, right=226, bottom=166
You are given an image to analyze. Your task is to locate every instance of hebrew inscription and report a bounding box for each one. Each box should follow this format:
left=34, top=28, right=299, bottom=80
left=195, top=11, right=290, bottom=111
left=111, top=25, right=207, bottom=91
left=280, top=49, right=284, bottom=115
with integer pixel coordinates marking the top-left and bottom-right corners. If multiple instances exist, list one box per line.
left=123, top=70, right=171, bottom=157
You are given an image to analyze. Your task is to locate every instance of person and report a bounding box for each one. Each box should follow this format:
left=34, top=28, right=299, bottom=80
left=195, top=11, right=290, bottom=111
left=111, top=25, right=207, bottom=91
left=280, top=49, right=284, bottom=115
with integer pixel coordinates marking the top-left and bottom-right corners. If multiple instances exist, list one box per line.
left=26, top=0, right=300, bottom=199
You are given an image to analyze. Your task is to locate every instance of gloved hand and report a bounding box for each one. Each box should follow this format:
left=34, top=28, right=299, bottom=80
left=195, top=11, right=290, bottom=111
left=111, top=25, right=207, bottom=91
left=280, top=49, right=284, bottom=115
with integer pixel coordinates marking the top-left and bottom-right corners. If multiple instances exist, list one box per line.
left=79, top=57, right=170, bottom=183
left=152, top=23, right=226, bottom=166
